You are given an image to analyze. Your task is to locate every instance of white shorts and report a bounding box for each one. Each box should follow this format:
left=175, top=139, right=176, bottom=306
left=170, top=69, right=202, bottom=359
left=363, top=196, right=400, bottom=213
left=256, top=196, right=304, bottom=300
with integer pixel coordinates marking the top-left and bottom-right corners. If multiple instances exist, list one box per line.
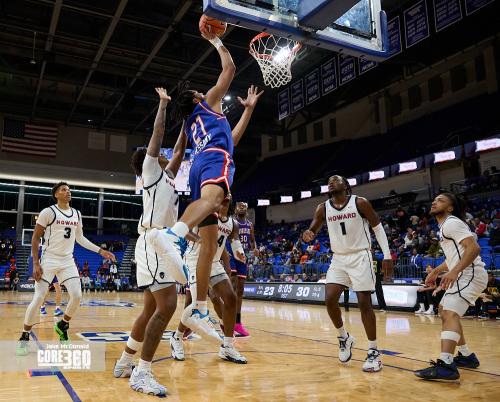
left=40, top=255, right=79, bottom=284
left=135, top=231, right=175, bottom=289
left=440, top=266, right=488, bottom=316
left=185, top=256, right=229, bottom=289
left=326, top=250, right=375, bottom=292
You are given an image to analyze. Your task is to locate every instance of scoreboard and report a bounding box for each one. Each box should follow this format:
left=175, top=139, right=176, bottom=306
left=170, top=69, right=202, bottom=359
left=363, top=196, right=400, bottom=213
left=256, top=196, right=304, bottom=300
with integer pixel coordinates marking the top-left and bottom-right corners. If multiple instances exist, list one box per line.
left=243, top=282, right=421, bottom=309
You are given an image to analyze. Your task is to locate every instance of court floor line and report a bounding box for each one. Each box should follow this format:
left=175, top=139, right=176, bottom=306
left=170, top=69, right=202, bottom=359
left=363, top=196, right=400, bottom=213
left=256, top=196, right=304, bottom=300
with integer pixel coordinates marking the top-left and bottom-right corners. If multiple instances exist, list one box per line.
left=248, top=326, right=500, bottom=377
left=30, top=331, right=82, bottom=402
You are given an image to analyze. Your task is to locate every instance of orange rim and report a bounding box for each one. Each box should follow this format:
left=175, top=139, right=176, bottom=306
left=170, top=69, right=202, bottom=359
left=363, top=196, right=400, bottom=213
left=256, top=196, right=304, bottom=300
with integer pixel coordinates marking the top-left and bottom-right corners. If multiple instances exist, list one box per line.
left=249, top=32, right=302, bottom=60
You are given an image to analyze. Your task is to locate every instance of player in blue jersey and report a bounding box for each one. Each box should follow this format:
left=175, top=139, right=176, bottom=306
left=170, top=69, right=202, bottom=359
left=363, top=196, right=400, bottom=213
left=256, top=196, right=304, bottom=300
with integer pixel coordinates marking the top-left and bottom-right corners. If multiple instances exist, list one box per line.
left=231, top=201, right=258, bottom=337
left=156, top=30, right=263, bottom=335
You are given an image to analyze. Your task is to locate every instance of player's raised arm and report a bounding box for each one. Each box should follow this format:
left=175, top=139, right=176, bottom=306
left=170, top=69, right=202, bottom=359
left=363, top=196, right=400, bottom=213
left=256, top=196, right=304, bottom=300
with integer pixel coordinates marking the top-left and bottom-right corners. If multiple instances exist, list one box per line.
left=166, top=121, right=188, bottom=177
left=147, top=87, right=171, bottom=158
left=230, top=219, right=245, bottom=262
left=232, top=85, right=264, bottom=146
left=303, top=203, right=326, bottom=242
left=202, top=33, right=236, bottom=112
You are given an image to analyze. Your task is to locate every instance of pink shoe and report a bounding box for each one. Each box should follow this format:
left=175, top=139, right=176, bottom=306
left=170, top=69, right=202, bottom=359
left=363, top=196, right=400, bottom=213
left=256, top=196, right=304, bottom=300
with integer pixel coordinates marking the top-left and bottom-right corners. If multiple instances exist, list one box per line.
left=234, top=323, right=250, bottom=337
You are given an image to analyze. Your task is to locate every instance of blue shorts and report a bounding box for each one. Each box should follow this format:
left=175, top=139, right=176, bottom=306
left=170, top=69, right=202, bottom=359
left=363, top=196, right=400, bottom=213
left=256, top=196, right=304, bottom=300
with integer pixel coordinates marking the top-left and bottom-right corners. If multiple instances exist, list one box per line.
left=230, top=257, right=248, bottom=279
left=189, top=148, right=235, bottom=201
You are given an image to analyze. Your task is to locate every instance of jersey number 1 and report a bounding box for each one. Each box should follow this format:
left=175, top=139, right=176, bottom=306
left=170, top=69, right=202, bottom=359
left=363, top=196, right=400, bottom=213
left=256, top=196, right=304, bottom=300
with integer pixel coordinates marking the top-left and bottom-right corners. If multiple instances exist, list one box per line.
left=339, top=222, right=347, bottom=236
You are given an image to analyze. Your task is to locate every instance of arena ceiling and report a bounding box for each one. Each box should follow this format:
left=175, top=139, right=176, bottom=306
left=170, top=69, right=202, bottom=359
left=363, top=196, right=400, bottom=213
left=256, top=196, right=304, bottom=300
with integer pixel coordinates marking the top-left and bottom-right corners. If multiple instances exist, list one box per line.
left=0, top=0, right=498, bottom=169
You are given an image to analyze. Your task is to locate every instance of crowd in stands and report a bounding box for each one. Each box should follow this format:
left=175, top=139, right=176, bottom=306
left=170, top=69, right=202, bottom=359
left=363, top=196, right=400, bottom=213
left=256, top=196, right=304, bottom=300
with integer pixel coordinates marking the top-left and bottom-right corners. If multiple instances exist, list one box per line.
left=0, top=238, right=15, bottom=265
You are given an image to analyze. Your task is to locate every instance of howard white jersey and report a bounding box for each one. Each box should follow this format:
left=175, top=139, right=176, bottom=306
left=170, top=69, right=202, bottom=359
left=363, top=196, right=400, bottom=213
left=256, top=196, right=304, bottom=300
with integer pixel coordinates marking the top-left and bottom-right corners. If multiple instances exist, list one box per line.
left=325, top=195, right=371, bottom=254
left=37, top=205, right=80, bottom=259
left=438, top=216, right=485, bottom=271
left=139, top=154, right=178, bottom=231
left=186, top=215, right=234, bottom=264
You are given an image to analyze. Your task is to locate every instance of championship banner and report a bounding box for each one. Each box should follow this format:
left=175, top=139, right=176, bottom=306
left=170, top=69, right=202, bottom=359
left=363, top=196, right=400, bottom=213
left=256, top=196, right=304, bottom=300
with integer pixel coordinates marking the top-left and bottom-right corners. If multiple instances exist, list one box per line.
left=278, top=87, right=290, bottom=120
left=464, top=0, right=494, bottom=15
left=290, top=79, right=304, bottom=114
left=305, top=69, right=320, bottom=105
left=387, top=16, right=403, bottom=58
left=338, top=54, right=356, bottom=86
left=321, top=57, right=338, bottom=95
left=433, top=0, right=462, bottom=32
left=358, top=58, right=378, bottom=75
left=404, top=0, right=430, bottom=48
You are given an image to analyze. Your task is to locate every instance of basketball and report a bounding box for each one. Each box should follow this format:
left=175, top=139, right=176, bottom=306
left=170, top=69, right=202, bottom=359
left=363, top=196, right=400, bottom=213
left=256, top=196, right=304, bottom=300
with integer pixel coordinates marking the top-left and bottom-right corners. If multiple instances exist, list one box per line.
left=199, top=14, right=227, bottom=38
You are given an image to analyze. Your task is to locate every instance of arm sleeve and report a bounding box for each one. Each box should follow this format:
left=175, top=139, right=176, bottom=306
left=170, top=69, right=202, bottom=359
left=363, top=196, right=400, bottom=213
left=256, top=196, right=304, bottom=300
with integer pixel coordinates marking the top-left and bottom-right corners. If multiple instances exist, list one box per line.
left=372, top=223, right=391, bottom=260
left=36, top=208, right=54, bottom=228
left=443, top=218, right=474, bottom=244
left=142, top=154, right=162, bottom=186
left=75, top=213, right=100, bottom=253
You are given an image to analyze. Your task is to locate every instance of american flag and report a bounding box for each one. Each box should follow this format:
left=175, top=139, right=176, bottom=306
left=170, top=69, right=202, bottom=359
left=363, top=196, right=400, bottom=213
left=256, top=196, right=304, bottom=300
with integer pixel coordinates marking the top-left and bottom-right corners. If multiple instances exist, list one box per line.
left=1, top=118, right=58, bottom=157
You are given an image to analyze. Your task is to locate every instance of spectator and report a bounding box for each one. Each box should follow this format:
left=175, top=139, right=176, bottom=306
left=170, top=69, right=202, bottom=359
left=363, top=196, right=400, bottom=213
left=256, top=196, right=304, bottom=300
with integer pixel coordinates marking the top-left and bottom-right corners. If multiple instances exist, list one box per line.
left=474, top=218, right=488, bottom=238
left=410, top=248, right=423, bottom=271
left=110, top=262, right=118, bottom=278
left=300, top=252, right=309, bottom=265
left=82, top=273, right=91, bottom=293
left=425, top=238, right=442, bottom=258
left=477, top=271, right=500, bottom=319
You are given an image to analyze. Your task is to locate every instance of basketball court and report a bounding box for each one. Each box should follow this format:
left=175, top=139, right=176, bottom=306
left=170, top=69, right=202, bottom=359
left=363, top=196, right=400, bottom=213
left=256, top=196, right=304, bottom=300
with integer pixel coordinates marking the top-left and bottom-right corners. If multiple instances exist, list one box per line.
left=1, top=291, right=498, bottom=401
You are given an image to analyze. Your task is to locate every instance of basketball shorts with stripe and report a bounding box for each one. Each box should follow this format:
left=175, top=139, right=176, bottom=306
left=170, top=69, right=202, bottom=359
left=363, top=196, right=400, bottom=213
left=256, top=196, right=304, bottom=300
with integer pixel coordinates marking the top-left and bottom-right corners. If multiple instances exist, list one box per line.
left=188, top=148, right=235, bottom=201
left=135, top=231, right=175, bottom=291
left=326, top=250, right=375, bottom=292
left=440, top=266, right=488, bottom=316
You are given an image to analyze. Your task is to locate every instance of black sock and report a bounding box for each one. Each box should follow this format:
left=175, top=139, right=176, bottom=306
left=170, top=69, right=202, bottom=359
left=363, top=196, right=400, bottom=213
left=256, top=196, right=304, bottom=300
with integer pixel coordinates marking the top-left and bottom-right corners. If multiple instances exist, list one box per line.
left=20, top=331, right=30, bottom=341
left=236, top=313, right=241, bottom=324
left=58, top=320, right=69, bottom=330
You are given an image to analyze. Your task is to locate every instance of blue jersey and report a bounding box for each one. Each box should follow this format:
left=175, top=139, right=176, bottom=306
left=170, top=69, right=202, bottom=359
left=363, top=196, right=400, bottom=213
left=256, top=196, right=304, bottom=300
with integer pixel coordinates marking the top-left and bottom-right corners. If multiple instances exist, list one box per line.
left=185, top=101, right=233, bottom=157
left=236, top=218, right=253, bottom=252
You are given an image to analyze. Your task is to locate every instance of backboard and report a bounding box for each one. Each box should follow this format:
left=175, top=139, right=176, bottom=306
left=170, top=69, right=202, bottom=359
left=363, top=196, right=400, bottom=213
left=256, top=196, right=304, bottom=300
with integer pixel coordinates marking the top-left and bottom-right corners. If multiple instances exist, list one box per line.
left=203, top=0, right=388, bottom=61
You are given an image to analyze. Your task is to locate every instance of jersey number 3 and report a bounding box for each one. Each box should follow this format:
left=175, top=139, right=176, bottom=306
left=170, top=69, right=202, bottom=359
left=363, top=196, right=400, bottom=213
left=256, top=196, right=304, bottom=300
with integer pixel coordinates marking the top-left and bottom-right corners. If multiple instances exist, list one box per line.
left=64, top=228, right=71, bottom=239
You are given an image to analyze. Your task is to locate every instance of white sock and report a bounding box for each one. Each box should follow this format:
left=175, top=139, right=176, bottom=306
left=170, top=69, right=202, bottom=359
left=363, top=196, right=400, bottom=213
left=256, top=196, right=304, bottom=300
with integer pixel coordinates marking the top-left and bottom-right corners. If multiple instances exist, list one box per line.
left=120, top=351, right=134, bottom=363
left=223, top=336, right=233, bottom=348
left=458, top=344, right=471, bottom=357
left=174, top=329, right=183, bottom=339
left=138, top=359, right=152, bottom=371
left=419, top=303, right=425, bottom=310
left=440, top=352, right=453, bottom=364
left=368, top=340, right=377, bottom=350
left=41, top=304, right=46, bottom=308
left=428, top=304, right=434, bottom=310
left=171, top=222, right=189, bottom=238
left=56, top=305, right=60, bottom=310
left=196, top=301, right=208, bottom=315
left=337, top=326, right=348, bottom=339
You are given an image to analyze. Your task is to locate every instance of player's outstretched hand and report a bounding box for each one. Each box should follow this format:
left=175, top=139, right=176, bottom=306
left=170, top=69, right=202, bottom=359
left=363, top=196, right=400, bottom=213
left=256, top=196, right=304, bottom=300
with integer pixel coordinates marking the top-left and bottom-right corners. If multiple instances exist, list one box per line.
left=201, top=30, right=216, bottom=41
left=237, top=85, right=264, bottom=109
left=236, top=251, right=246, bottom=263
left=302, top=230, right=315, bottom=243
left=100, top=249, right=116, bottom=262
left=424, top=268, right=439, bottom=287
left=155, top=87, right=171, bottom=103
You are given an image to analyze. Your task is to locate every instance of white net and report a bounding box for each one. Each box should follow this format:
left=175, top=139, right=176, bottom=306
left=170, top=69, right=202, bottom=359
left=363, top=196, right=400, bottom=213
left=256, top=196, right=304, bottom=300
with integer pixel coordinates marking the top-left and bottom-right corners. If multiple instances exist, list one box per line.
left=249, top=33, right=301, bottom=88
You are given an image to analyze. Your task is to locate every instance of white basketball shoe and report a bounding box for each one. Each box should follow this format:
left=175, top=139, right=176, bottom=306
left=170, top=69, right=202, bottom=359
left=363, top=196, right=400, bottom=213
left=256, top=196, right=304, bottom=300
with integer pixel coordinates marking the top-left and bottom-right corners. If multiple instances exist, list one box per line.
left=362, top=349, right=383, bottom=372
left=170, top=334, right=185, bottom=361
left=113, top=359, right=134, bottom=378
left=219, top=345, right=248, bottom=364
left=129, top=367, right=167, bottom=396
left=338, top=334, right=356, bottom=363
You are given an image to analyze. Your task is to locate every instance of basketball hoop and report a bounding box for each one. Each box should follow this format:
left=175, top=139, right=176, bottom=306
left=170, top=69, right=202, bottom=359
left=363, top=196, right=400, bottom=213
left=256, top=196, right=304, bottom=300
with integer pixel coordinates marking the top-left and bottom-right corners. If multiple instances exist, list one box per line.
left=249, top=33, right=301, bottom=88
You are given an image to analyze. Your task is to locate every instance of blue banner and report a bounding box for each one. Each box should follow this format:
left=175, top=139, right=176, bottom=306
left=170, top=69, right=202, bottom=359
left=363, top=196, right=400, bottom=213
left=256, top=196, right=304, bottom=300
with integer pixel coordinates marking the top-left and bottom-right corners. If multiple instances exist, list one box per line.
left=465, top=0, right=494, bottom=15
left=387, top=16, right=402, bottom=58
left=321, top=57, right=337, bottom=95
left=358, top=58, right=378, bottom=75
left=404, top=0, right=430, bottom=48
left=305, top=69, right=320, bottom=105
left=290, top=79, right=304, bottom=114
left=339, top=55, right=356, bottom=86
left=433, top=0, right=462, bottom=31
left=278, top=87, right=290, bottom=120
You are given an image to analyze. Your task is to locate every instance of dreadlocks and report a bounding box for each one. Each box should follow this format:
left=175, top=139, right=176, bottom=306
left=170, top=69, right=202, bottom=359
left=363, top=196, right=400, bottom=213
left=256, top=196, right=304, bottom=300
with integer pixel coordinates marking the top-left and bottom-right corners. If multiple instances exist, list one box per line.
left=341, top=176, right=352, bottom=196
left=440, top=192, right=467, bottom=222
left=170, top=81, right=196, bottom=123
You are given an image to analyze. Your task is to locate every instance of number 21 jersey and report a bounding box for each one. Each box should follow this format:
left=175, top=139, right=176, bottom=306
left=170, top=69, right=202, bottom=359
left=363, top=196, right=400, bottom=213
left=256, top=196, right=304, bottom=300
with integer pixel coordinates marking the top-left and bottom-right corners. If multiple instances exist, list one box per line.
left=325, top=196, right=371, bottom=254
